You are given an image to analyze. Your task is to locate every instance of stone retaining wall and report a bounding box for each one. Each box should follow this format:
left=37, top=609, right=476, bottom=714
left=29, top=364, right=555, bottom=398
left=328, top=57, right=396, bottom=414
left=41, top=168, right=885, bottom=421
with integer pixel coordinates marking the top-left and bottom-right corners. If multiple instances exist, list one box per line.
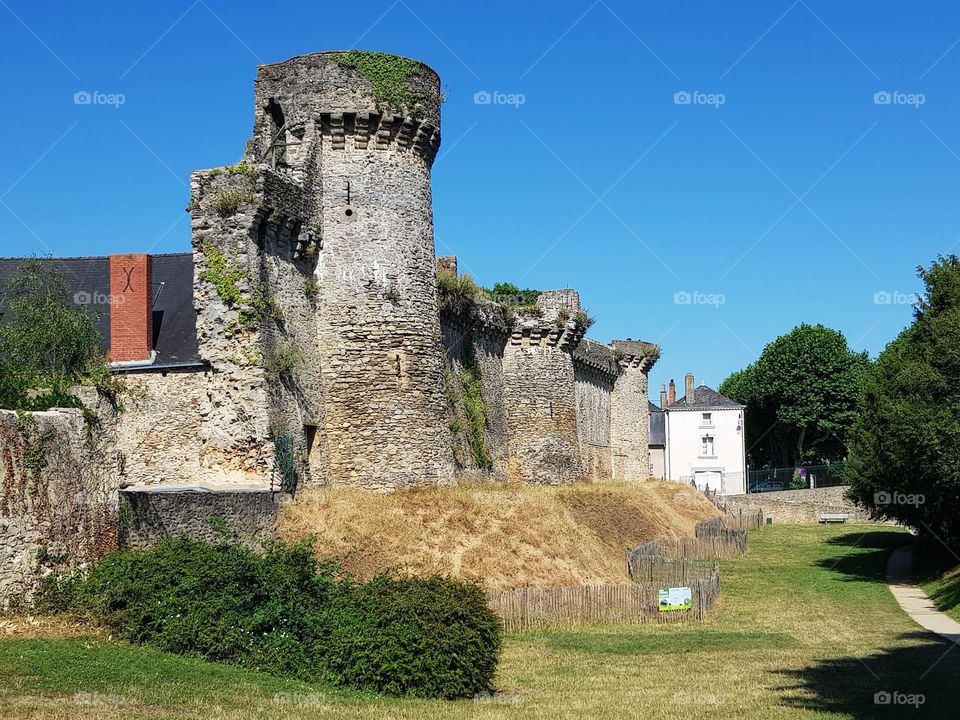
left=120, top=487, right=283, bottom=549
left=721, top=486, right=875, bottom=524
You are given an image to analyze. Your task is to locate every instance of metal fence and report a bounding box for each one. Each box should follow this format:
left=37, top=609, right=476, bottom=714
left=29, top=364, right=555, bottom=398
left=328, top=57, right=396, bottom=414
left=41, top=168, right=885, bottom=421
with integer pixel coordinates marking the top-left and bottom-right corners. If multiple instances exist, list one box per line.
left=747, top=463, right=847, bottom=493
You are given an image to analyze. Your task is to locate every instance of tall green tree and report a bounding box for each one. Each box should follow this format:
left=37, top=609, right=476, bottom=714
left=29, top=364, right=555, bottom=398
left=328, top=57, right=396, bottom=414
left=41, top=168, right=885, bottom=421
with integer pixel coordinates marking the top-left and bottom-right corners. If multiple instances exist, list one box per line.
left=846, top=256, right=960, bottom=549
left=0, top=259, right=103, bottom=409
left=719, top=324, right=870, bottom=468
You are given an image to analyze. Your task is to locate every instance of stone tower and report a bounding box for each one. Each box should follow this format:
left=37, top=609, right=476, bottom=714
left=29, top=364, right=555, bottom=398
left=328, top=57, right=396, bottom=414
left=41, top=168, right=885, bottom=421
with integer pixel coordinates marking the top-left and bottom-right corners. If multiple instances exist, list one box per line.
left=242, top=51, right=455, bottom=489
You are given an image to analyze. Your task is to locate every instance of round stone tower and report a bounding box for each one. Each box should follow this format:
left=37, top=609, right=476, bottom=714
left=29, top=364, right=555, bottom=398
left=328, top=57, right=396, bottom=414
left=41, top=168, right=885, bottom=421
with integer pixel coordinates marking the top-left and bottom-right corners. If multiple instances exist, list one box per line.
left=248, top=51, right=454, bottom=489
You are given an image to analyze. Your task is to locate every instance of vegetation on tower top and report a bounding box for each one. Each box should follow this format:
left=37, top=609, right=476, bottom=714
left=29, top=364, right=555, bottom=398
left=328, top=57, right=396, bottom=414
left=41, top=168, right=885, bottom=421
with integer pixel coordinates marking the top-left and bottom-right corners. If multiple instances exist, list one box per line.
left=333, top=50, right=428, bottom=116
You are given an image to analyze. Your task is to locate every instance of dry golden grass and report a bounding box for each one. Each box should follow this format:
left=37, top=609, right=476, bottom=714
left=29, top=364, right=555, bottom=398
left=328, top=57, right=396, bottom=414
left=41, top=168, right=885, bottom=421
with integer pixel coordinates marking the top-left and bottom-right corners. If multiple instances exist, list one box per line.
left=276, top=480, right=720, bottom=589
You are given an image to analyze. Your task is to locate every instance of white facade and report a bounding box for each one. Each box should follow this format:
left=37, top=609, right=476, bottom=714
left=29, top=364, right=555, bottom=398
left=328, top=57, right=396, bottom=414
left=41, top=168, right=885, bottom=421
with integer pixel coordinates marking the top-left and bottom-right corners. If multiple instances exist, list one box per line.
left=663, top=386, right=746, bottom=496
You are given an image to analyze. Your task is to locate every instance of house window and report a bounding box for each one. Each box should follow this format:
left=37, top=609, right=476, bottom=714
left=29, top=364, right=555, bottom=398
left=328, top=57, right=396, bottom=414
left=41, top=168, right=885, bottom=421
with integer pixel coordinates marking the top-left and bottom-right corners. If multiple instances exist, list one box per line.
left=701, top=435, right=715, bottom=457
left=701, top=412, right=713, bottom=427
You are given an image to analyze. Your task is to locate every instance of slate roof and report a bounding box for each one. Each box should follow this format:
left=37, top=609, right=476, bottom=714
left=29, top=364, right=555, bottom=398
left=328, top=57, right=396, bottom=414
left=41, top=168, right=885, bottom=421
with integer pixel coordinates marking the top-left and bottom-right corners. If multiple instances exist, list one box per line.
left=0, top=254, right=200, bottom=368
left=667, top=384, right=744, bottom=410
left=648, top=401, right=665, bottom=445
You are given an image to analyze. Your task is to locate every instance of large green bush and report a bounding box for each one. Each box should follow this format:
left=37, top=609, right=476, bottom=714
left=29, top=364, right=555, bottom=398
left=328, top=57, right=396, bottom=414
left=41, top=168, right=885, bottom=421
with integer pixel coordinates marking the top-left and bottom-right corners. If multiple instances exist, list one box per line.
left=327, top=574, right=501, bottom=699
left=44, top=538, right=502, bottom=698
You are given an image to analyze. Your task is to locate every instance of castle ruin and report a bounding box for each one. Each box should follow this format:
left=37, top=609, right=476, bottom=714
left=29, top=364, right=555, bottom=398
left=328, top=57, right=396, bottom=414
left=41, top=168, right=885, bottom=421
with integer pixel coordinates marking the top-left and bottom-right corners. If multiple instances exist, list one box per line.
left=0, top=51, right=661, bottom=601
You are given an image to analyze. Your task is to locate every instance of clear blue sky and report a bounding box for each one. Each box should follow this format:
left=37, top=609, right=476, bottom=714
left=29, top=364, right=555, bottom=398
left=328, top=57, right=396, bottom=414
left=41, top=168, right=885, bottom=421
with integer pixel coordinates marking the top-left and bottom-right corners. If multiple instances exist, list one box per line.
left=1, top=1, right=958, bottom=399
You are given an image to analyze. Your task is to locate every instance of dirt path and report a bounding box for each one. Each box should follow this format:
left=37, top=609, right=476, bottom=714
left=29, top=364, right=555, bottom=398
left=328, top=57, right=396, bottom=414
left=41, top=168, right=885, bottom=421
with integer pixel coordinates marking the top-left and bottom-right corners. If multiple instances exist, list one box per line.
left=887, top=544, right=960, bottom=643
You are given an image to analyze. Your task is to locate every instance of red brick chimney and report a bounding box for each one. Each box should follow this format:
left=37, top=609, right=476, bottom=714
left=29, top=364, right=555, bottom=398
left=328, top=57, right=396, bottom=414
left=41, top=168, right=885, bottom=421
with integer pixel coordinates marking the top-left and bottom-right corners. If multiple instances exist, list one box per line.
left=109, top=253, right=153, bottom=363
left=668, top=379, right=676, bottom=405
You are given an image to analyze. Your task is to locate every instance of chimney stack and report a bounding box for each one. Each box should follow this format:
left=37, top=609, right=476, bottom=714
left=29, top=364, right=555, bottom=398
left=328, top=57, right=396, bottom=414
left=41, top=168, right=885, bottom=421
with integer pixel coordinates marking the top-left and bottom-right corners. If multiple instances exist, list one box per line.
left=659, top=384, right=668, bottom=409
left=108, top=253, right=153, bottom=363
left=668, top=379, right=676, bottom=405
left=685, top=372, right=695, bottom=404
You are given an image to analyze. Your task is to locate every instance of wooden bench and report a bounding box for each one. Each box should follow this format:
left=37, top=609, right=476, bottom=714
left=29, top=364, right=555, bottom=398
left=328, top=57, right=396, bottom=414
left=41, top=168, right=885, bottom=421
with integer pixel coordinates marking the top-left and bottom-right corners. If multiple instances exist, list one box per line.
left=819, top=513, right=849, bottom=524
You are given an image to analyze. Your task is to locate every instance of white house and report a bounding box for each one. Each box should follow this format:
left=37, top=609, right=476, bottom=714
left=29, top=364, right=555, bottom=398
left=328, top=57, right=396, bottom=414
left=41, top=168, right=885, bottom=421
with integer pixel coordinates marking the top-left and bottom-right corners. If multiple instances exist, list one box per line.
left=658, top=372, right=746, bottom=495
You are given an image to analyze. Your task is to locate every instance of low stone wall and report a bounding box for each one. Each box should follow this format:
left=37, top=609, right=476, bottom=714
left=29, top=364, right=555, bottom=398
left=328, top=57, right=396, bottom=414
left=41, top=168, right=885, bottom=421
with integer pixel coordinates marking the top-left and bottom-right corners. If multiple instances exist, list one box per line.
left=120, top=486, right=283, bottom=549
left=721, top=486, right=875, bottom=524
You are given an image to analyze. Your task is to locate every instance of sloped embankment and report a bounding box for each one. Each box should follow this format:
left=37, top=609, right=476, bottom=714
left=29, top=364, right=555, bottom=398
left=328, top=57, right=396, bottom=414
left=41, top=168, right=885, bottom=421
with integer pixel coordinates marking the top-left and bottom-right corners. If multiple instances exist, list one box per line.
left=276, top=481, right=720, bottom=589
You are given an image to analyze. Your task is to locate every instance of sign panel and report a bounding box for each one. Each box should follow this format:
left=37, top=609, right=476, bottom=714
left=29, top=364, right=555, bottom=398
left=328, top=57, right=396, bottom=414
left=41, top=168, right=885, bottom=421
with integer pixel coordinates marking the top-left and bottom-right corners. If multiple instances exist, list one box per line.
left=658, top=586, right=693, bottom=612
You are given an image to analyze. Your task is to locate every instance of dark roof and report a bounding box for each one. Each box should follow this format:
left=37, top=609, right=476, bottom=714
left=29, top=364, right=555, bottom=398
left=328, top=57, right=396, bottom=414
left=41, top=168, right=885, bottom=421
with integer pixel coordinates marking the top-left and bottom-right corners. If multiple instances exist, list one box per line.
left=150, top=254, right=199, bottom=365
left=667, top=384, right=744, bottom=410
left=649, top=401, right=665, bottom=445
left=0, top=254, right=199, bottom=368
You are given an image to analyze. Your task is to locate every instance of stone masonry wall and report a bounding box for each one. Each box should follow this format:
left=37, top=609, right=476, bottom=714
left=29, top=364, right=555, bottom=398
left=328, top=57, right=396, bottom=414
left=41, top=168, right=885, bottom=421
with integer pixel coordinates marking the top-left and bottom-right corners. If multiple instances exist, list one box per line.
left=720, top=486, right=876, bottom=524
left=573, top=364, right=614, bottom=481
left=502, top=325, right=584, bottom=485
left=440, top=307, right=510, bottom=479
left=0, top=408, right=117, bottom=606
left=121, top=487, right=281, bottom=550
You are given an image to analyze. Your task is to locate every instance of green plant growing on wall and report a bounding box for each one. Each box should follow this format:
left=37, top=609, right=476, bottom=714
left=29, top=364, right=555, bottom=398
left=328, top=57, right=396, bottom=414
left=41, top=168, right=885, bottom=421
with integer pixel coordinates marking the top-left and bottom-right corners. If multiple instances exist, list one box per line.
left=117, top=493, right=133, bottom=539
left=198, top=240, right=246, bottom=306
left=575, top=309, right=595, bottom=329
left=333, top=50, right=425, bottom=114
left=205, top=514, right=235, bottom=540
left=210, top=189, right=256, bottom=217
left=443, top=356, right=492, bottom=471
left=16, top=412, right=55, bottom=474
left=268, top=341, right=302, bottom=377
left=436, top=272, right=482, bottom=313
left=461, top=366, right=491, bottom=470
left=304, top=276, right=320, bottom=299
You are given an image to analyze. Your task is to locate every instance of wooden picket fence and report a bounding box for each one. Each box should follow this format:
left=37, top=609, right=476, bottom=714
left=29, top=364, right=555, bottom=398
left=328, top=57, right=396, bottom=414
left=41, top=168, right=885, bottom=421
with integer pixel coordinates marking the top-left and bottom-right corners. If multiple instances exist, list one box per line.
left=487, top=567, right=720, bottom=632
left=485, top=506, right=761, bottom=631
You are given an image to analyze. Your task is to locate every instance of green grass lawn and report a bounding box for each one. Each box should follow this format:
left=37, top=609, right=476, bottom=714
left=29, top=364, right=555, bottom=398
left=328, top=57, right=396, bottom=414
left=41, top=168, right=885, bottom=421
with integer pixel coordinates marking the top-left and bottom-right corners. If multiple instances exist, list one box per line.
left=2, top=524, right=959, bottom=719
left=920, top=562, right=960, bottom=622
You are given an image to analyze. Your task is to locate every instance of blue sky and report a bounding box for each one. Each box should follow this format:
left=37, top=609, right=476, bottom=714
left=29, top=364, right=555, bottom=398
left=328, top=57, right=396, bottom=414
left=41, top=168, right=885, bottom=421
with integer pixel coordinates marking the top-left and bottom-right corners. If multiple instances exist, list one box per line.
left=1, top=1, right=958, bottom=399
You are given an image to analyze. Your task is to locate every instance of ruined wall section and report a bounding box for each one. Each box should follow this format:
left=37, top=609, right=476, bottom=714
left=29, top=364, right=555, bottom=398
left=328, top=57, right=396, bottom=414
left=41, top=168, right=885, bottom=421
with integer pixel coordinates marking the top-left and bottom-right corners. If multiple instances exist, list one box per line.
left=0, top=408, right=117, bottom=606
left=123, top=164, right=325, bottom=491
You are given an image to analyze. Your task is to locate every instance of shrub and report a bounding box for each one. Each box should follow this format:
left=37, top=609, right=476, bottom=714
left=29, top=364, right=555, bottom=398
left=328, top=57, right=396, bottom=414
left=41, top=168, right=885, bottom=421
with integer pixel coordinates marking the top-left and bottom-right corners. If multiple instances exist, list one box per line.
left=43, top=539, right=502, bottom=698
left=327, top=574, right=501, bottom=698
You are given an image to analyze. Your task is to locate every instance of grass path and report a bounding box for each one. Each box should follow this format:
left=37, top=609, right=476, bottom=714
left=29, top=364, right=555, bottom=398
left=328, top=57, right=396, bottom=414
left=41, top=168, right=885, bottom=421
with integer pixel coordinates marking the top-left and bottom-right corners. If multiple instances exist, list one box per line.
left=2, top=524, right=959, bottom=718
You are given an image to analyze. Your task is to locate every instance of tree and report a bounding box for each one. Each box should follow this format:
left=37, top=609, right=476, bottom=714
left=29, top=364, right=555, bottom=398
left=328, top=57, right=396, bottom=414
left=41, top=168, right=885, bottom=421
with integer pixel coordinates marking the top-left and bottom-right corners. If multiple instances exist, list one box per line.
left=846, top=256, right=960, bottom=550
left=0, top=259, right=103, bottom=409
left=719, top=324, right=870, bottom=468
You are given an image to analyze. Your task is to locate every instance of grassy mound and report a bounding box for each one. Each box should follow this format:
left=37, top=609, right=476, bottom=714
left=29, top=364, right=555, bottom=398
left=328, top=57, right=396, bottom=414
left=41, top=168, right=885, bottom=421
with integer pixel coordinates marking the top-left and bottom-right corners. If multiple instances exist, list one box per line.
left=277, top=481, right=720, bottom=589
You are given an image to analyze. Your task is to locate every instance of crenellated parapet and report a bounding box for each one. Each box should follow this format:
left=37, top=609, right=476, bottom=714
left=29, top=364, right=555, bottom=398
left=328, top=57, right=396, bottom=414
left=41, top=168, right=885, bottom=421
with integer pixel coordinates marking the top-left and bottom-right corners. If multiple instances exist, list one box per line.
left=509, top=319, right=584, bottom=352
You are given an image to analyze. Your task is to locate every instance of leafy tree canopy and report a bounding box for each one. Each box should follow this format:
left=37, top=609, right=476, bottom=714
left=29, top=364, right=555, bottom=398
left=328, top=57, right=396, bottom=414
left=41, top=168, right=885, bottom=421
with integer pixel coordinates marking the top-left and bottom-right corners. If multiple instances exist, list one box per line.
left=719, top=323, right=870, bottom=468
left=846, top=255, right=960, bottom=550
left=0, top=258, right=104, bottom=409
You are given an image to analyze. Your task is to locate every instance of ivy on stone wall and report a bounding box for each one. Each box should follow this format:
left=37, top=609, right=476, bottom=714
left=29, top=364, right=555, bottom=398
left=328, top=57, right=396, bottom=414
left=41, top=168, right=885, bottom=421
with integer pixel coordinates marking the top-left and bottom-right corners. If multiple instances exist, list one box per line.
left=443, top=353, right=492, bottom=472
left=333, top=50, right=425, bottom=115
